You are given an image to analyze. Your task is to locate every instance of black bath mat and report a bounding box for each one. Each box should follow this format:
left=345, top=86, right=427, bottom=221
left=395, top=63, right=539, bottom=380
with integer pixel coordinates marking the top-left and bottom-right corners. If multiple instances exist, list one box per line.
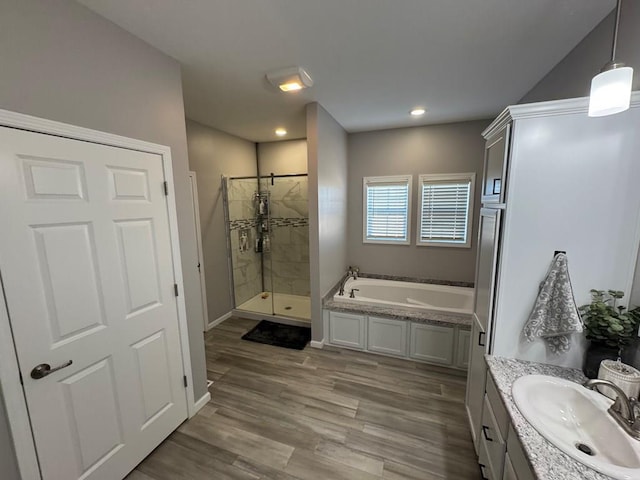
left=241, top=320, right=310, bottom=350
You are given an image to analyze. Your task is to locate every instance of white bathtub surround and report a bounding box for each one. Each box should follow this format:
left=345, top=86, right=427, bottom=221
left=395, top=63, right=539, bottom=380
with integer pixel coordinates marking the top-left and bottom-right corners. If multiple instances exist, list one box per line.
left=334, top=277, right=473, bottom=315
left=325, top=279, right=472, bottom=328
left=322, top=277, right=472, bottom=369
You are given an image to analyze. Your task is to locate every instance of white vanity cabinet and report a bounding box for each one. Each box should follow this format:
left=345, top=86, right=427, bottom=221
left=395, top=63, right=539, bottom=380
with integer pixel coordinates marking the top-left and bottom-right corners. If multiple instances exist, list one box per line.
left=505, top=426, right=535, bottom=480
left=502, top=453, right=517, bottom=480
left=477, top=375, right=535, bottom=480
left=326, top=310, right=470, bottom=369
left=479, top=387, right=507, bottom=478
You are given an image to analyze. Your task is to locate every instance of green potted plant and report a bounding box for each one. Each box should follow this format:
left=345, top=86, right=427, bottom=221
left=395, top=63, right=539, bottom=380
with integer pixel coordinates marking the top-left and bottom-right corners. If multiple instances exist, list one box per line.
left=580, top=289, right=640, bottom=378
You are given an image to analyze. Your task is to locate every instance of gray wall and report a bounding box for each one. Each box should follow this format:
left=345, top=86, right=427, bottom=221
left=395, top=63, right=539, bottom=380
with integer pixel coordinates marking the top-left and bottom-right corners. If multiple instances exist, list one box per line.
left=517, top=0, right=640, bottom=313
left=258, top=139, right=308, bottom=175
left=347, top=120, right=489, bottom=283
left=307, top=103, right=349, bottom=341
left=186, top=119, right=257, bottom=323
left=520, top=2, right=640, bottom=103
left=0, top=0, right=208, bottom=419
left=632, top=252, right=640, bottom=308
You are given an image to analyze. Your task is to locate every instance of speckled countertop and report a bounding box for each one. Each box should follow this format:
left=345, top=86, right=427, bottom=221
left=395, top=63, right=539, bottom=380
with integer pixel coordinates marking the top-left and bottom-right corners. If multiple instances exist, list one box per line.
left=323, top=298, right=472, bottom=328
left=486, top=356, right=613, bottom=480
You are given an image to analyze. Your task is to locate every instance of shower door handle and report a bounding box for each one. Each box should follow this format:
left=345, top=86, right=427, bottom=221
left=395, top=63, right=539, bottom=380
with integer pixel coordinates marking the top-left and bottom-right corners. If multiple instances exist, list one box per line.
left=478, top=331, right=486, bottom=347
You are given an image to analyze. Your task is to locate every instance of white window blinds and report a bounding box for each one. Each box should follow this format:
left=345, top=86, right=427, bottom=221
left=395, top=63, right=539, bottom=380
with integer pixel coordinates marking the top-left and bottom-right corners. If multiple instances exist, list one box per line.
left=418, top=173, right=475, bottom=247
left=363, top=175, right=411, bottom=244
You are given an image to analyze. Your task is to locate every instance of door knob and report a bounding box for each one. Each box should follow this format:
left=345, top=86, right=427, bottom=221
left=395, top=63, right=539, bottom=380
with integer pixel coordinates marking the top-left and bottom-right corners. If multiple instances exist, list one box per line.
left=30, top=360, right=73, bottom=379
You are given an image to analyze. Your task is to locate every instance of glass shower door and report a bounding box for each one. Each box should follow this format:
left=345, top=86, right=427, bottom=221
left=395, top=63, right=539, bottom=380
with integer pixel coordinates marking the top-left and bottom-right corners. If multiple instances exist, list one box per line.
left=225, top=177, right=266, bottom=314
left=224, top=174, right=310, bottom=321
left=262, top=175, right=310, bottom=321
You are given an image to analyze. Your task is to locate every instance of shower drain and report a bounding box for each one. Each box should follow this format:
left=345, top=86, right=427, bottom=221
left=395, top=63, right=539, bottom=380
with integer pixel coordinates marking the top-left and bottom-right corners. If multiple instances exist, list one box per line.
left=576, top=442, right=595, bottom=456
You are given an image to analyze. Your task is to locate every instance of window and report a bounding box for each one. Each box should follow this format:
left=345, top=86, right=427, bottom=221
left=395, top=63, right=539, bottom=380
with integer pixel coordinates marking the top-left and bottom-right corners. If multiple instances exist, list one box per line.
left=418, top=173, right=475, bottom=248
left=363, top=175, right=412, bottom=244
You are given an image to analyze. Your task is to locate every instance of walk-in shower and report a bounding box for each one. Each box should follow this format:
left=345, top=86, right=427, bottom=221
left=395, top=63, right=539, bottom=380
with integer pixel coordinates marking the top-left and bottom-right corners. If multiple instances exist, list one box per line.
left=223, top=173, right=310, bottom=323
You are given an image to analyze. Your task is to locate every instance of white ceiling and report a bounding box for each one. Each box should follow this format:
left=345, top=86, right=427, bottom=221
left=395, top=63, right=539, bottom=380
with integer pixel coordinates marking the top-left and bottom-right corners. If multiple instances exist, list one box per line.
left=77, top=0, right=614, bottom=142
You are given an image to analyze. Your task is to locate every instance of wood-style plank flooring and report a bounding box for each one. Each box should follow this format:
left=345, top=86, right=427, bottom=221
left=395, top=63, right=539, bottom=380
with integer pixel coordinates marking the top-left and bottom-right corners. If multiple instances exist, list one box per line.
left=129, top=317, right=482, bottom=479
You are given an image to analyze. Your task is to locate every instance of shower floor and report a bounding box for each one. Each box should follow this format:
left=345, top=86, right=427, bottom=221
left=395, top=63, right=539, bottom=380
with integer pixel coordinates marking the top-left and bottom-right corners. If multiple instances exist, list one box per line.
left=237, top=292, right=311, bottom=321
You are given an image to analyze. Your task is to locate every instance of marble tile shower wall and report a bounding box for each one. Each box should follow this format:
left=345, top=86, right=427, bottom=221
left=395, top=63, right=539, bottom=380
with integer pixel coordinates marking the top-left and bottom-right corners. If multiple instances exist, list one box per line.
left=261, top=177, right=310, bottom=297
left=227, top=178, right=262, bottom=306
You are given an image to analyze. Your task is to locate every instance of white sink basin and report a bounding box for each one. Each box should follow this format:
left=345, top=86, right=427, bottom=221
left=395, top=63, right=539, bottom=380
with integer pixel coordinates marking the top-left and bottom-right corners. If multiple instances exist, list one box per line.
left=512, top=375, right=640, bottom=480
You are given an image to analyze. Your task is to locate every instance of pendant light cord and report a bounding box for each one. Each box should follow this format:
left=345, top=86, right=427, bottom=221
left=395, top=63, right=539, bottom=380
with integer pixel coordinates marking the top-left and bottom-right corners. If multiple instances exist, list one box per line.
left=611, top=0, right=622, bottom=62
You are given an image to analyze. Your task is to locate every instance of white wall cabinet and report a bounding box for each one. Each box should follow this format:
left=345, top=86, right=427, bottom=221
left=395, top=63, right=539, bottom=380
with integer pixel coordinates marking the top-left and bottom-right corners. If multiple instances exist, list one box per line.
left=328, top=311, right=366, bottom=350
left=367, top=316, right=407, bottom=357
left=467, top=314, right=488, bottom=451
left=409, top=323, right=454, bottom=365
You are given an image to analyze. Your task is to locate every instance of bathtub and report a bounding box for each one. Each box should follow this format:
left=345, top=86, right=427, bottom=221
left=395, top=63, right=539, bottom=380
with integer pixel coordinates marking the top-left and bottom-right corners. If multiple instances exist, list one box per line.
left=333, top=277, right=473, bottom=315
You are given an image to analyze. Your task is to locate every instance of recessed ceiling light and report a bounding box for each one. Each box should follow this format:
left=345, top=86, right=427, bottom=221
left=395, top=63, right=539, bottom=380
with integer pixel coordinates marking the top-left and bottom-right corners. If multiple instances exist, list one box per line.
left=410, top=108, right=426, bottom=116
left=266, top=66, right=313, bottom=93
left=275, top=128, right=287, bottom=137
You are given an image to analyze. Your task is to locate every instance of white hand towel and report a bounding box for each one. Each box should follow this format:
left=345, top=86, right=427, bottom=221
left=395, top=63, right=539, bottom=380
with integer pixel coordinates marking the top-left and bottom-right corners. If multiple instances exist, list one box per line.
left=523, top=253, right=582, bottom=354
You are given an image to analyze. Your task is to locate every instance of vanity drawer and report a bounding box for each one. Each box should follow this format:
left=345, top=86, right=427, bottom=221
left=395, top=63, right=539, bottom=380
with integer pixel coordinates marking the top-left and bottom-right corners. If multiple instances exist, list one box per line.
left=486, top=374, right=509, bottom=440
left=481, top=393, right=506, bottom=480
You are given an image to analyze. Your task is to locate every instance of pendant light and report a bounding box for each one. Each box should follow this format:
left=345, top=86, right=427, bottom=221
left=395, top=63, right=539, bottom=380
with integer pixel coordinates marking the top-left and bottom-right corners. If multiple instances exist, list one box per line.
left=588, top=0, right=633, bottom=117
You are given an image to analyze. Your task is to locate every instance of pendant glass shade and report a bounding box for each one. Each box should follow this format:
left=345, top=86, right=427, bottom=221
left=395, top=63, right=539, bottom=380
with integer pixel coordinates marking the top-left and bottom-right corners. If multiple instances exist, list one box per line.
left=588, top=66, right=634, bottom=117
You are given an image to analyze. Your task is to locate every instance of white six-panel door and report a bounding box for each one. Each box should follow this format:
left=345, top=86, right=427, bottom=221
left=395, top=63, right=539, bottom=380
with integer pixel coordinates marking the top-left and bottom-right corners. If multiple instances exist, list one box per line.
left=0, top=127, right=188, bottom=480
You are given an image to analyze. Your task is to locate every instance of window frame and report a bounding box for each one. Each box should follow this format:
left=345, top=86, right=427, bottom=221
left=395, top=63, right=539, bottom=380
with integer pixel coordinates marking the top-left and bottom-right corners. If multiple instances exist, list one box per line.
left=416, top=172, right=476, bottom=248
left=362, top=174, right=412, bottom=245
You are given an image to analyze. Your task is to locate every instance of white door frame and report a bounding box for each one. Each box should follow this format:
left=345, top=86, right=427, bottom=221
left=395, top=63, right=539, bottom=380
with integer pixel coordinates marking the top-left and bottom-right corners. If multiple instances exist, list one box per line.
left=187, top=171, right=210, bottom=332
left=0, top=108, right=196, bottom=480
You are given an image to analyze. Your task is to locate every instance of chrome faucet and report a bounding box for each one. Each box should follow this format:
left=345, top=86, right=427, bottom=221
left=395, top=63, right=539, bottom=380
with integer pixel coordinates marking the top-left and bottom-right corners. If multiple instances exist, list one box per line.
left=338, top=266, right=359, bottom=296
left=584, top=378, right=640, bottom=440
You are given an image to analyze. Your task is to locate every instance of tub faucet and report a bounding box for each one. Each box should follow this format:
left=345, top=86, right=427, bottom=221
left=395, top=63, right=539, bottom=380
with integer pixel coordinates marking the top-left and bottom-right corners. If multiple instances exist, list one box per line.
left=338, top=270, right=351, bottom=296
left=349, top=288, right=359, bottom=299
left=351, top=266, right=359, bottom=279
left=584, top=379, right=640, bottom=440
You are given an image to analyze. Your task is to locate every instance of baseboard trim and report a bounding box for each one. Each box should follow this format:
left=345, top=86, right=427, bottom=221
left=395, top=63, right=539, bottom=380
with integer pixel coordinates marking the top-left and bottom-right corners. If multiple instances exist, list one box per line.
left=310, top=339, right=325, bottom=349
left=207, top=311, right=232, bottom=331
left=192, top=391, right=211, bottom=416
